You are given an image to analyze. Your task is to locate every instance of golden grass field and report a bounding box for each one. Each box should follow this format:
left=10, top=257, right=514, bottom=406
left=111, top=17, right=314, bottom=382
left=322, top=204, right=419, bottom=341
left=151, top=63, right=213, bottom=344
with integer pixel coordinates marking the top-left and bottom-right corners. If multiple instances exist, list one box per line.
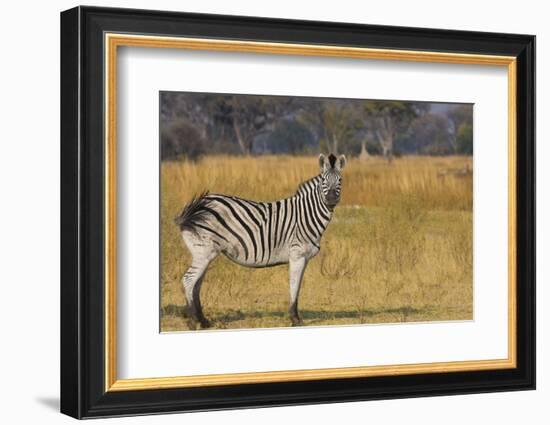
left=160, top=155, right=473, bottom=331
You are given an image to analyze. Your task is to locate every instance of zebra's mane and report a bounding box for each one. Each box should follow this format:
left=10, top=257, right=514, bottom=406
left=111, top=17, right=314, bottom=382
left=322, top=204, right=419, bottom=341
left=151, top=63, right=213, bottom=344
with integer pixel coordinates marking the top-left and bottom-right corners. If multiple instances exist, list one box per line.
left=296, top=174, right=322, bottom=196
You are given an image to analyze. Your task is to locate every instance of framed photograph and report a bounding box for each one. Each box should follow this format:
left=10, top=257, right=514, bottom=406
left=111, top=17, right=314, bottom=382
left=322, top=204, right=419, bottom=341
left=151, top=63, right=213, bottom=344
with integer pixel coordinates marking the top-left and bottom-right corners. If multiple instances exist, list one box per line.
left=60, top=6, right=535, bottom=419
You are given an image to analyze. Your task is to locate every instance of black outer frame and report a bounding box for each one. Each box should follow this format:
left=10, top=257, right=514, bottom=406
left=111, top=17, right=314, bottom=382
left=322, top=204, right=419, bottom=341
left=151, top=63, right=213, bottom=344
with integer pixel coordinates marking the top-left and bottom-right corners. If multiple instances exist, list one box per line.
left=60, top=5, right=535, bottom=419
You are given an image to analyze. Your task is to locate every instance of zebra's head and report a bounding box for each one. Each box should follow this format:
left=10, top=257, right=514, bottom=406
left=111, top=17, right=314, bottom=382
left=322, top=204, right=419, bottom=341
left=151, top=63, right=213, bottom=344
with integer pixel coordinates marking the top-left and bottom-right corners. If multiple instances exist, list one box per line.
left=318, top=153, right=346, bottom=209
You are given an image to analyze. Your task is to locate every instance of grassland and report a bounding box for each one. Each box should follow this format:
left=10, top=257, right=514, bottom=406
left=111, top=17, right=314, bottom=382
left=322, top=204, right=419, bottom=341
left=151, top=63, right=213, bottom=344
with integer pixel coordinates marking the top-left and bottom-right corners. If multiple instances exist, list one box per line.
left=160, top=155, right=473, bottom=331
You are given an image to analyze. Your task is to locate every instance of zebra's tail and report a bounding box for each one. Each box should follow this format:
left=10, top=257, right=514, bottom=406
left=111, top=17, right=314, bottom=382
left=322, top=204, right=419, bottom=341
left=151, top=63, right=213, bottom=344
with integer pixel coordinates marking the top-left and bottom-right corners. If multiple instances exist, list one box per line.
left=174, top=191, right=211, bottom=232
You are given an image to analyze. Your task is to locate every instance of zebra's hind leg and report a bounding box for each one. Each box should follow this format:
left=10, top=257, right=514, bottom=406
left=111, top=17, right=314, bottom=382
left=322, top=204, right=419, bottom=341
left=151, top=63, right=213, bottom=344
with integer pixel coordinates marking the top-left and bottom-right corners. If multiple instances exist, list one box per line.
left=183, top=266, right=211, bottom=330
left=181, top=232, right=219, bottom=330
left=288, top=256, right=308, bottom=326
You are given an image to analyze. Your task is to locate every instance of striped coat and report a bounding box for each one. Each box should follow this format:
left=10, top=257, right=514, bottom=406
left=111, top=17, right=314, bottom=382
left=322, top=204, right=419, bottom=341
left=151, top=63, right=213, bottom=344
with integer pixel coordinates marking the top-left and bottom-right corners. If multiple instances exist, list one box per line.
left=176, top=153, right=346, bottom=328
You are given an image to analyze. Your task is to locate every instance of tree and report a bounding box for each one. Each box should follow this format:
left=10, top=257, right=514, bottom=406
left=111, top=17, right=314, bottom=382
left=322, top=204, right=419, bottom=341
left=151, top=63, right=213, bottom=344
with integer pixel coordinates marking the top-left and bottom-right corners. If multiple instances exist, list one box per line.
left=160, top=119, right=205, bottom=161
left=160, top=92, right=213, bottom=139
left=265, top=120, right=315, bottom=154
left=455, top=123, right=473, bottom=154
left=361, top=101, right=427, bottom=162
left=447, top=104, right=473, bottom=153
left=447, top=104, right=473, bottom=131
left=403, top=113, right=453, bottom=155
left=299, top=100, right=360, bottom=154
left=218, top=95, right=295, bottom=155
left=160, top=92, right=297, bottom=155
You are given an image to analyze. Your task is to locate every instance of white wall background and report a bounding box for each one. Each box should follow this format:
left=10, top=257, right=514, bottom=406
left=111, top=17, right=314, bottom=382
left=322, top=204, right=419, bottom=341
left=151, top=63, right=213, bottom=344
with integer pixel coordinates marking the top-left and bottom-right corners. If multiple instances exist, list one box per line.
left=0, top=1, right=545, bottom=423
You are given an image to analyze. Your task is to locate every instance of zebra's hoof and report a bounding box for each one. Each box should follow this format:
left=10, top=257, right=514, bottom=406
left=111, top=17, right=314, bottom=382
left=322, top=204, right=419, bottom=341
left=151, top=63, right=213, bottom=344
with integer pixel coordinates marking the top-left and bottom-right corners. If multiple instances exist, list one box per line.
left=291, top=318, right=304, bottom=327
left=199, top=319, right=212, bottom=329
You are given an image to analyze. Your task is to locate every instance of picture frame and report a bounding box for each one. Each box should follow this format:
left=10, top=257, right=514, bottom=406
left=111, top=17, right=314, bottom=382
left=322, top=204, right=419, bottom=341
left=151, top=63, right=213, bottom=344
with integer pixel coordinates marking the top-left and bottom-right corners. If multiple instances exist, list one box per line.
left=60, top=5, right=535, bottom=419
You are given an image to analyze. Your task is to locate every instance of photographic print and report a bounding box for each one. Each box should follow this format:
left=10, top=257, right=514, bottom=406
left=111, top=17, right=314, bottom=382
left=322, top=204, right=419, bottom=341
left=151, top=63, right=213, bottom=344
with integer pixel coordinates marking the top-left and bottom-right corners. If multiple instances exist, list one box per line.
left=160, top=92, right=473, bottom=332
left=61, top=8, right=535, bottom=417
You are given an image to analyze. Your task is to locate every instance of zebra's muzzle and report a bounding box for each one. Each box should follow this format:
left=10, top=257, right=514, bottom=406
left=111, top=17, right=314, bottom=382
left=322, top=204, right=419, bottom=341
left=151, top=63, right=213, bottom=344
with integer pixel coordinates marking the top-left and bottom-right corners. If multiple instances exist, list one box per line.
left=326, top=190, right=339, bottom=207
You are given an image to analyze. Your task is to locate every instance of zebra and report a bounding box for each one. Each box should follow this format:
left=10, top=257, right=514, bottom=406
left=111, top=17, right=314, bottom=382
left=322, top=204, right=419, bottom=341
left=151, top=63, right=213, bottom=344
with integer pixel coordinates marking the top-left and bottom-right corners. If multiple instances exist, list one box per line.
left=175, top=153, right=346, bottom=329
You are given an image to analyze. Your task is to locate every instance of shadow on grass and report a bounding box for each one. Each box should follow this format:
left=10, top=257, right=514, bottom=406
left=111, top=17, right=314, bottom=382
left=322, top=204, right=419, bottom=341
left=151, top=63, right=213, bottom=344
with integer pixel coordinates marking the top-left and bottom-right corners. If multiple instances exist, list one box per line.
left=161, top=304, right=189, bottom=318
left=160, top=305, right=425, bottom=324
left=226, top=306, right=423, bottom=321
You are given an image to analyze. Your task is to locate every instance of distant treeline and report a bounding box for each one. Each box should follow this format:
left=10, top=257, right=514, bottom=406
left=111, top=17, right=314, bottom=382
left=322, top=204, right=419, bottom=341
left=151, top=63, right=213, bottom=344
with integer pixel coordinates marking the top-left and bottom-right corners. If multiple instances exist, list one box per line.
left=160, top=92, right=473, bottom=162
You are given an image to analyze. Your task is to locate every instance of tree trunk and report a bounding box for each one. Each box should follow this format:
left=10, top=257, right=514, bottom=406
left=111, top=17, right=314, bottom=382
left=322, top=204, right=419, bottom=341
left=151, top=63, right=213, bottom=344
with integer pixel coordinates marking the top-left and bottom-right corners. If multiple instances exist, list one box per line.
left=332, top=134, right=339, bottom=155
left=326, top=132, right=339, bottom=154
left=246, top=136, right=255, bottom=154
left=376, top=133, right=393, bottom=163
left=232, top=120, right=249, bottom=155
left=376, top=118, right=394, bottom=164
left=384, top=135, right=394, bottom=164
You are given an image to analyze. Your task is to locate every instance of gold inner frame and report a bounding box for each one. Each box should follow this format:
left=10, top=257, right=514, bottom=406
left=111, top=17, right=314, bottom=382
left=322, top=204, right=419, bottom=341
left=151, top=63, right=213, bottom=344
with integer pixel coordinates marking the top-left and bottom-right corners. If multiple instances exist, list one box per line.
left=104, top=33, right=517, bottom=392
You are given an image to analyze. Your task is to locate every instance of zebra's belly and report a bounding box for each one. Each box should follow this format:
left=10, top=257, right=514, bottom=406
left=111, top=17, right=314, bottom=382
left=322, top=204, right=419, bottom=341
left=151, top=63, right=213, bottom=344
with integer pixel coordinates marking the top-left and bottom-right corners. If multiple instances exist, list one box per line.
left=222, top=245, right=290, bottom=268
left=222, top=241, right=320, bottom=267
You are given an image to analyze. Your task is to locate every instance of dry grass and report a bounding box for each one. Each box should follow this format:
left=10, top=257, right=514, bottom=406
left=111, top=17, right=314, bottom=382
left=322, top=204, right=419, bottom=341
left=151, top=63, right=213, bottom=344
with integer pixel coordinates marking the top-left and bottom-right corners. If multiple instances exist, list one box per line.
left=161, top=155, right=473, bottom=331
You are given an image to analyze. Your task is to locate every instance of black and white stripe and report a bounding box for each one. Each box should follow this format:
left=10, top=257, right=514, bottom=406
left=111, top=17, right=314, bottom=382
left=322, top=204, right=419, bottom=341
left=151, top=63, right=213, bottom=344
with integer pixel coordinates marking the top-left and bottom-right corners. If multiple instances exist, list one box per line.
left=176, top=153, right=346, bottom=328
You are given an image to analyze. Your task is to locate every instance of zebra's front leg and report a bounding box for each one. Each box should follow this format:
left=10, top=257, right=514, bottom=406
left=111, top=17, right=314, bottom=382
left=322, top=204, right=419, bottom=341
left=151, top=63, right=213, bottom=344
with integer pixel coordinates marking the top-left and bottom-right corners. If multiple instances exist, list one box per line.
left=288, top=256, right=308, bottom=326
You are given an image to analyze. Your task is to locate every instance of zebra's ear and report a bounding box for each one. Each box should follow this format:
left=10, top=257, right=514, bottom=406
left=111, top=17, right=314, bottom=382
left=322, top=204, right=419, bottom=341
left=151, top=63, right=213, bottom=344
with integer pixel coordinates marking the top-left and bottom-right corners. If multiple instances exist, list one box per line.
left=319, top=154, right=329, bottom=172
left=336, top=154, right=347, bottom=171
